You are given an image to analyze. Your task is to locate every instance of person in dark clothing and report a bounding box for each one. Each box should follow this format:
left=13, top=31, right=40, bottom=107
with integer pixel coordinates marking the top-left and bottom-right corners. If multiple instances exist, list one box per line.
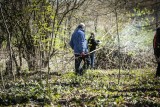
left=88, top=32, right=100, bottom=69
left=69, top=23, right=90, bottom=75
left=153, top=27, right=160, bottom=77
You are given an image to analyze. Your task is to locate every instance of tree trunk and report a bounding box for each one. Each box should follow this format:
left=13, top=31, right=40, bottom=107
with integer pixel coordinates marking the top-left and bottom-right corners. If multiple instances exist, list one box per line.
left=0, top=3, right=14, bottom=79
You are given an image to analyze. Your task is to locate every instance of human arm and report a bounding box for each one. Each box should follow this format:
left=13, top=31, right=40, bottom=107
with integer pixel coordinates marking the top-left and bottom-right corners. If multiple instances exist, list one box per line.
left=69, top=36, right=74, bottom=49
left=92, top=38, right=100, bottom=46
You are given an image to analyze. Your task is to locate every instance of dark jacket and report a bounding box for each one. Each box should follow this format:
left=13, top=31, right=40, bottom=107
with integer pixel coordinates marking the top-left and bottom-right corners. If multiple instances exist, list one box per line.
left=88, top=36, right=99, bottom=52
left=153, top=28, right=160, bottom=57
left=69, top=28, right=88, bottom=54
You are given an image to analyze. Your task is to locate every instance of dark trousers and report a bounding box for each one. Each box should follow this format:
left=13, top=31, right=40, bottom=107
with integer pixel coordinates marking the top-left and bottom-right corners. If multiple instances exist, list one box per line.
left=90, top=52, right=95, bottom=69
left=156, top=63, right=160, bottom=76
left=75, top=54, right=90, bottom=75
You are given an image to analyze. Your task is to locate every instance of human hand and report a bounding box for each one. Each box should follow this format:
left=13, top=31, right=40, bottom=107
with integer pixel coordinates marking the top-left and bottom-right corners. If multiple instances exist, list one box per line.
left=156, top=57, right=160, bottom=62
left=81, top=52, right=85, bottom=57
left=97, top=40, right=101, bottom=44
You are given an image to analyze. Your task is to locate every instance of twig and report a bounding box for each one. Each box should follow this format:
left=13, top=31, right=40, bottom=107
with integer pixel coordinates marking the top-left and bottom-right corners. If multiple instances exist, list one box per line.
left=0, top=66, right=5, bottom=90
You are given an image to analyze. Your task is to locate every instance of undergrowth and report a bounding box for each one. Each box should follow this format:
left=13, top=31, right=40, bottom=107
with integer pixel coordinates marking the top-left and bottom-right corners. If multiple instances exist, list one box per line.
left=0, top=69, right=160, bottom=107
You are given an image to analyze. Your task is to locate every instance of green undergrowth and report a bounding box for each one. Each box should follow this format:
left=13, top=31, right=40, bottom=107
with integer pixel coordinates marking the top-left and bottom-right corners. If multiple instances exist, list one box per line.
left=0, top=69, right=160, bottom=107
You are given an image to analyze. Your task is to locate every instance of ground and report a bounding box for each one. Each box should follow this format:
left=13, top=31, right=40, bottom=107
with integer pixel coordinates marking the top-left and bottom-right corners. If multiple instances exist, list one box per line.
left=0, top=68, right=160, bottom=107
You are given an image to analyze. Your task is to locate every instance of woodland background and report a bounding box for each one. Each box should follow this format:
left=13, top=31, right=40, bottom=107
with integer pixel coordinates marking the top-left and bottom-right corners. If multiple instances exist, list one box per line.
left=0, top=0, right=160, bottom=106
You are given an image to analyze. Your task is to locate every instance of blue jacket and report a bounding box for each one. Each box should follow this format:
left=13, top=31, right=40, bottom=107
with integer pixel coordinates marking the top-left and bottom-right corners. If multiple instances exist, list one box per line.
left=69, top=28, right=88, bottom=54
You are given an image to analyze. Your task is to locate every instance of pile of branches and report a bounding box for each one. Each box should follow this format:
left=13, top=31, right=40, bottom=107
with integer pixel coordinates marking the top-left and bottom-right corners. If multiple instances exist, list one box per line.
left=95, top=47, right=154, bottom=69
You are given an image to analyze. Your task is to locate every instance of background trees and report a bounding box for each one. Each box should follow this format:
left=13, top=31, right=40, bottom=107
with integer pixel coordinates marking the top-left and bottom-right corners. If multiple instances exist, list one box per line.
left=0, top=0, right=86, bottom=73
left=0, top=0, right=160, bottom=78
left=1, top=0, right=160, bottom=106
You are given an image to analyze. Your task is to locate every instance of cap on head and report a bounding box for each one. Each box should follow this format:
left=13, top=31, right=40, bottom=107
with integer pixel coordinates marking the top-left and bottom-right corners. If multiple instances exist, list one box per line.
left=78, top=23, right=85, bottom=30
left=79, top=23, right=85, bottom=27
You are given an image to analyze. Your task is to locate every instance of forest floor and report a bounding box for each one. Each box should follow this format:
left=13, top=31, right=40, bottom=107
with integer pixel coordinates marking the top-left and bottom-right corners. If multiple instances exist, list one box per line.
left=0, top=68, right=160, bottom=107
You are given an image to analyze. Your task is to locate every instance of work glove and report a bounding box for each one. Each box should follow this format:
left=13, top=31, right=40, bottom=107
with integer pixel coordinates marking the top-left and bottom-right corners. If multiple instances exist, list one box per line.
left=97, top=40, right=102, bottom=44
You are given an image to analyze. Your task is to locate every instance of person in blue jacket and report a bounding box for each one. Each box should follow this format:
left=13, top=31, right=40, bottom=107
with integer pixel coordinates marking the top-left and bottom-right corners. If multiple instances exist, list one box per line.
left=70, top=23, right=90, bottom=75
